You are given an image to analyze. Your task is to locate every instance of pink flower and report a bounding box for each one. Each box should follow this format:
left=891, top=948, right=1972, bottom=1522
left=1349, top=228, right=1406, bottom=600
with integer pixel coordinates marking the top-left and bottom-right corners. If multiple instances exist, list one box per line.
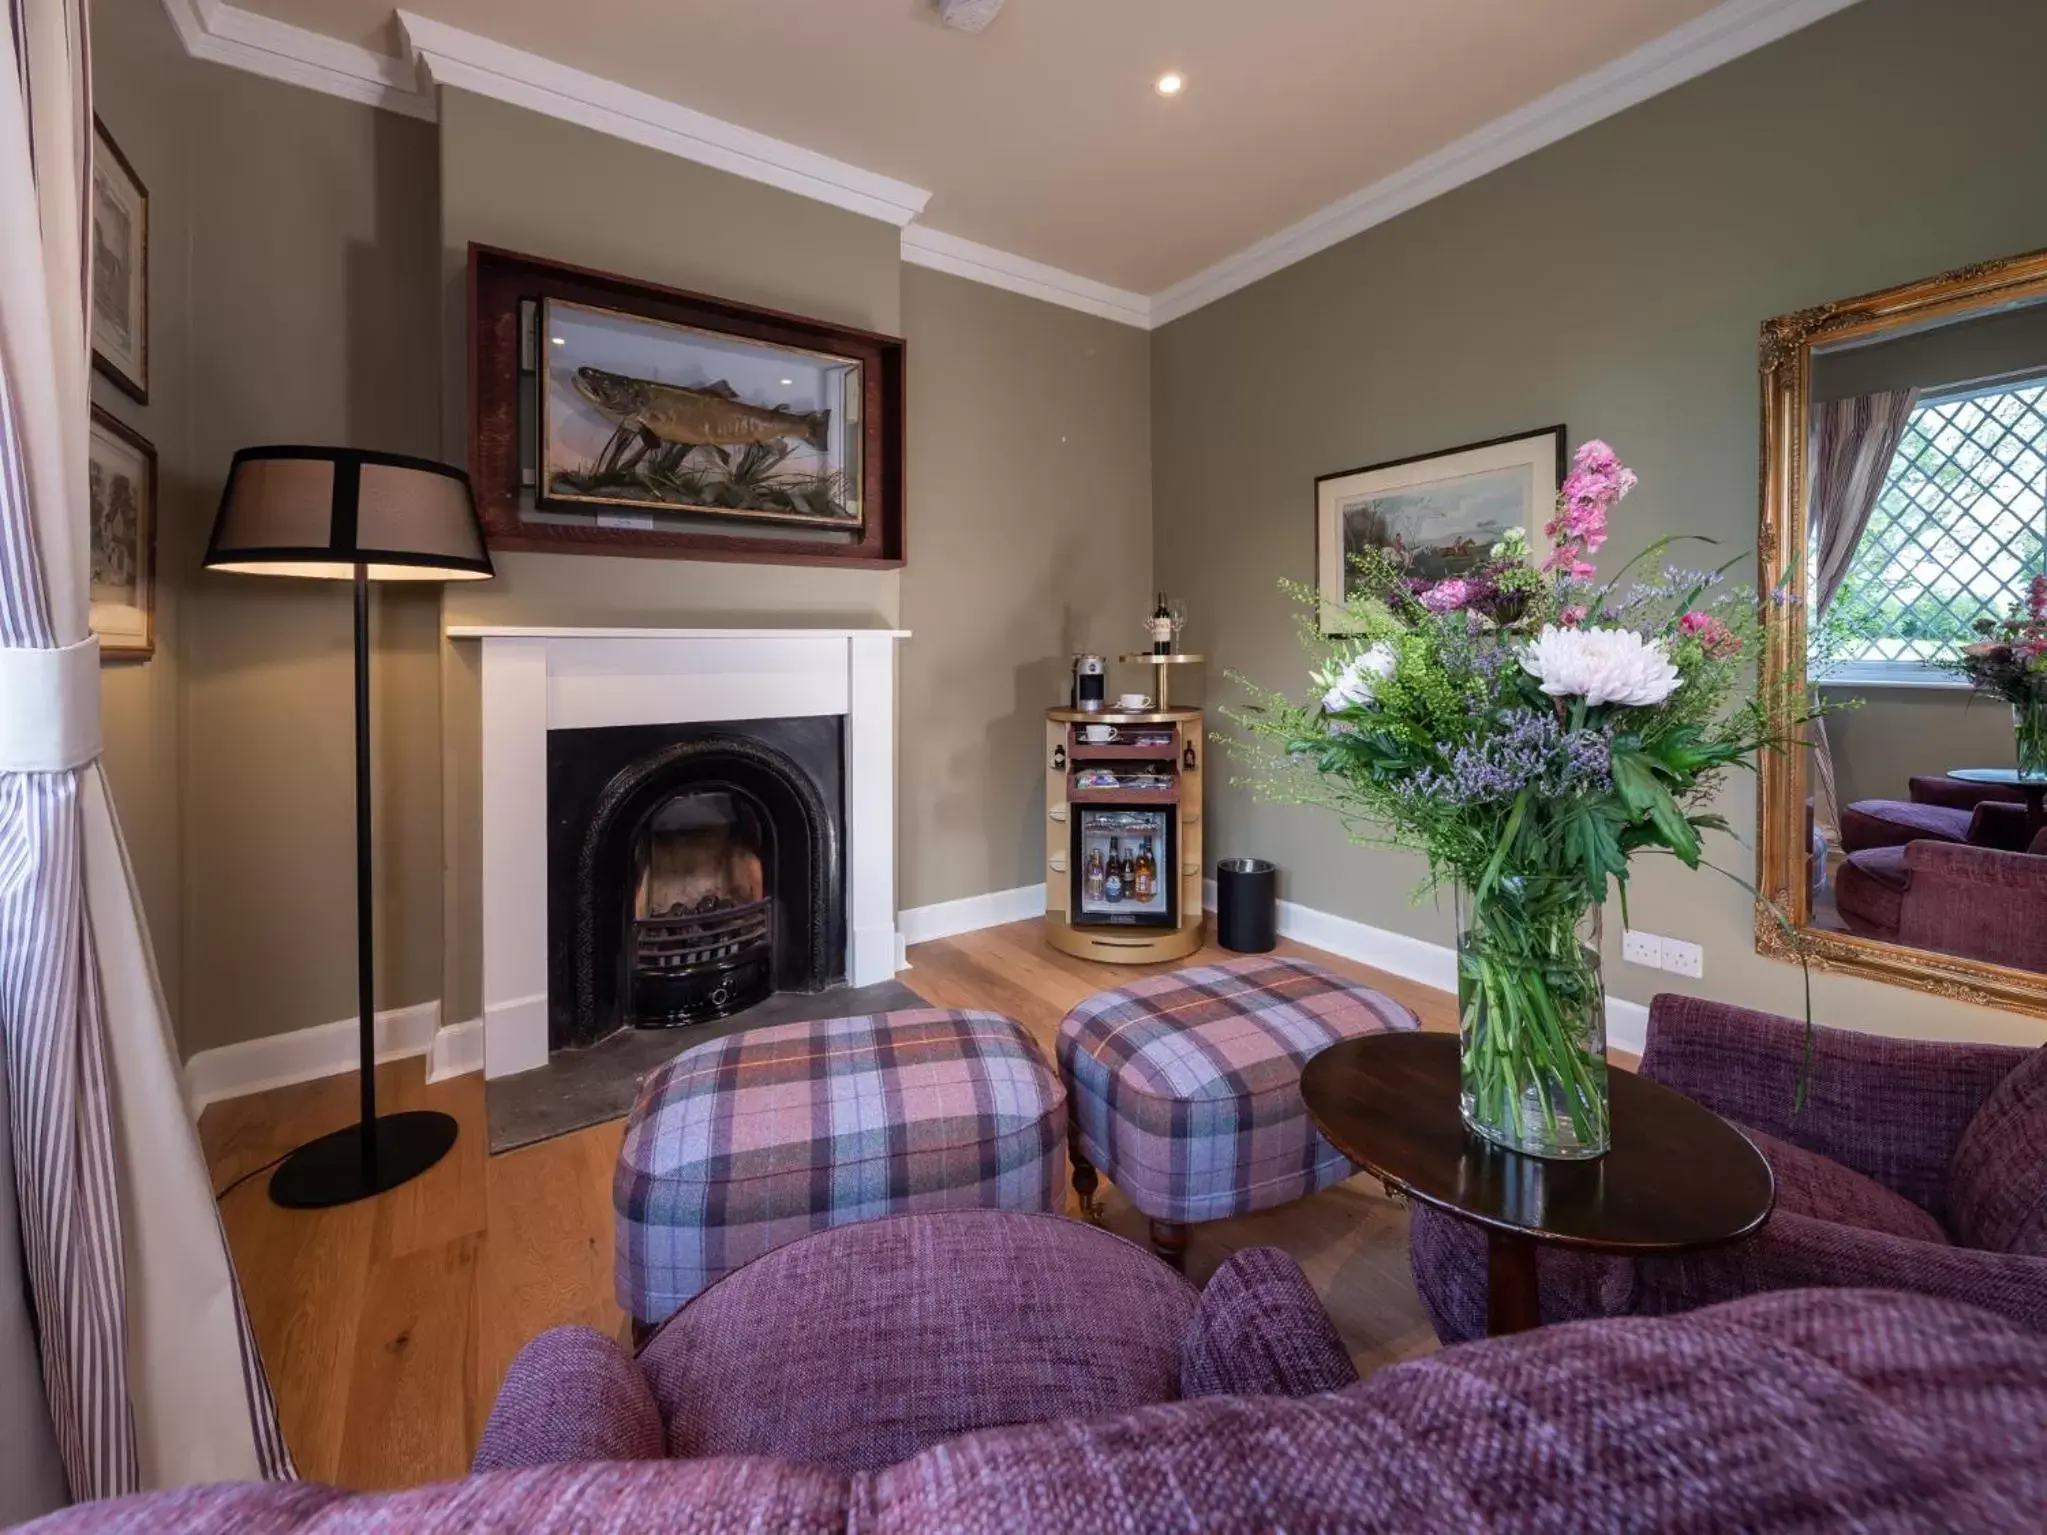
left=1678, top=610, right=1741, bottom=658
left=2030, top=574, right=2047, bottom=621
left=1543, top=441, right=1636, bottom=578
left=1558, top=605, right=1589, bottom=628
left=1418, top=578, right=1474, bottom=613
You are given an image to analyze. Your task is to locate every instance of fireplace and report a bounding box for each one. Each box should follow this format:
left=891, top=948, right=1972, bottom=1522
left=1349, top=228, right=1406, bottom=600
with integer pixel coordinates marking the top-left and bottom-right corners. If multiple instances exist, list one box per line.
left=547, top=717, right=845, bottom=1051
left=463, top=625, right=904, bottom=1080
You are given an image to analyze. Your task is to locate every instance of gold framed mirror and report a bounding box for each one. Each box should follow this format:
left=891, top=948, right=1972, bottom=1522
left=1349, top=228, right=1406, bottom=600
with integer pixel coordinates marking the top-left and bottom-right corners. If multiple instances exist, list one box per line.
left=1756, top=247, right=2047, bottom=1017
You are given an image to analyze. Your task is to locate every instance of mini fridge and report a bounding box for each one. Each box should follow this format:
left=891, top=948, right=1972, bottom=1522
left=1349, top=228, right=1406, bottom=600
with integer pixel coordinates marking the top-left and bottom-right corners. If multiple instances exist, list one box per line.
left=1071, top=806, right=1177, bottom=928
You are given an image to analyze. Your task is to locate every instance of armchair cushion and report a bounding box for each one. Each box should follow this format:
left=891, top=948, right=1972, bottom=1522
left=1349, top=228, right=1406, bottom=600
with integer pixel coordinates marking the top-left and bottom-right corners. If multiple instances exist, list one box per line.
left=1180, top=1247, right=1358, bottom=1399
left=1746, top=1126, right=1945, bottom=1246
left=1949, top=1046, right=2047, bottom=1256
left=1840, top=798, right=1970, bottom=854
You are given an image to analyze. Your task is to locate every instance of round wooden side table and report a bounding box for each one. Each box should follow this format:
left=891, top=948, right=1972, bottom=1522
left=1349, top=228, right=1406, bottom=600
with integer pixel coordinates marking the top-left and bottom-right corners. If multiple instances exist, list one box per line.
left=1301, top=1032, right=1774, bottom=1336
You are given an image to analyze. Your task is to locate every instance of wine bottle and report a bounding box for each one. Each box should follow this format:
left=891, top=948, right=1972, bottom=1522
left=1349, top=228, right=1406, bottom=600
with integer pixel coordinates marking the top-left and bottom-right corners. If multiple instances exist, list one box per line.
left=1103, top=839, right=1124, bottom=903
left=1119, top=842, right=1135, bottom=896
left=1084, top=845, right=1105, bottom=903
left=1150, top=592, right=1175, bottom=656
left=1134, top=839, right=1156, bottom=903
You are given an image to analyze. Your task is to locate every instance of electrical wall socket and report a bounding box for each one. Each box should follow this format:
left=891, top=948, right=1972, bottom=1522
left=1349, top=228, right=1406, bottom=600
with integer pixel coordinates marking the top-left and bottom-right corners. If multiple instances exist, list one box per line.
left=1622, top=928, right=1705, bottom=978
left=1662, top=937, right=1704, bottom=979
left=1621, top=929, right=1662, bottom=968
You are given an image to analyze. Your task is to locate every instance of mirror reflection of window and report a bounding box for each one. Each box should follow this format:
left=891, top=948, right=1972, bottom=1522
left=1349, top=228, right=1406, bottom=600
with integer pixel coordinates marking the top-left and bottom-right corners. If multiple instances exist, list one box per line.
left=1796, top=298, right=2047, bottom=975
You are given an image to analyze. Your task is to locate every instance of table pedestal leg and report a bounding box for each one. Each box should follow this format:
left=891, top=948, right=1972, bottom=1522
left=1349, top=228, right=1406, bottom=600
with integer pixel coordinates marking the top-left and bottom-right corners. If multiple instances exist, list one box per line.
left=1486, top=1229, right=1540, bottom=1336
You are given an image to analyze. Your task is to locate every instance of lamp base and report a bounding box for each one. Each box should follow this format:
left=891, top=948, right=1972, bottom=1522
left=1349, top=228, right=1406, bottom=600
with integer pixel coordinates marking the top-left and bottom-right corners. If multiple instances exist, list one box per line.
left=268, top=1110, right=460, bottom=1209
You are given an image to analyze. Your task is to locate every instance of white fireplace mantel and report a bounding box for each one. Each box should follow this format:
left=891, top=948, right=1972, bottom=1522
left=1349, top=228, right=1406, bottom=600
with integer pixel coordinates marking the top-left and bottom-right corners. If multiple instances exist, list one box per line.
left=451, top=624, right=909, bottom=1079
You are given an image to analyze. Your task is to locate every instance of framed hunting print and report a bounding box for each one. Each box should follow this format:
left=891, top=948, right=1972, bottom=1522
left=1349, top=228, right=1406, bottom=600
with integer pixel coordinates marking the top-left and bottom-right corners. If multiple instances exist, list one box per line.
left=88, top=406, right=156, bottom=660
left=1315, top=426, right=1563, bottom=635
left=90, top=117, right=149, bottom=402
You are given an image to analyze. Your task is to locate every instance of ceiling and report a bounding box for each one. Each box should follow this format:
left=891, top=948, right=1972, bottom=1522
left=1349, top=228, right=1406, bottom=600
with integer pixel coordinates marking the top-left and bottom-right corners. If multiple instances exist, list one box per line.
left=227, top=0, right=1740, bottom=296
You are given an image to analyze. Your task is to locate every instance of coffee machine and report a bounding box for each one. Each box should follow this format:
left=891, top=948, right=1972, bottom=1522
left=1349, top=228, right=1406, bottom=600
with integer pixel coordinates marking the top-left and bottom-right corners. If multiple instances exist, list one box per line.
left=1070, top=653, right=1107, bottom=711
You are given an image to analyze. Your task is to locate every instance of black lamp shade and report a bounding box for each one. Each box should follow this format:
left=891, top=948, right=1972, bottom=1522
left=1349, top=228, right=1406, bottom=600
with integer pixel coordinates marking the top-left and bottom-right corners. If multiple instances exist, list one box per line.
left=204, top=445, right=494, bottom=582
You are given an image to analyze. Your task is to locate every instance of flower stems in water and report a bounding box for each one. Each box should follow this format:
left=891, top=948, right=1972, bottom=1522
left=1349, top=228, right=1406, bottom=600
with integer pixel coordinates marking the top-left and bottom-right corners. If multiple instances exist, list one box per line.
left=1458, top=894, right=1609, bottom=1157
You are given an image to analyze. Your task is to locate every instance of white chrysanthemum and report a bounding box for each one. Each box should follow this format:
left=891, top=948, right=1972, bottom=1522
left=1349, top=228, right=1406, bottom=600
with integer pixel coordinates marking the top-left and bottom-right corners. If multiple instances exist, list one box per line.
left=1520, top=625, right=1681, bottom=708
left=1322, top=642, right=1399, bottom=713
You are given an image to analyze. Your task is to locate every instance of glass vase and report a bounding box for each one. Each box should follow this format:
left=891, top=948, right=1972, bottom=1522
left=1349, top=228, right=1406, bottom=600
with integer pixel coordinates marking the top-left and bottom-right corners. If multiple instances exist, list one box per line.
left=1455, top=878, right=1610, bottom=1160
left=2017, top=695, right=2047, bottom=782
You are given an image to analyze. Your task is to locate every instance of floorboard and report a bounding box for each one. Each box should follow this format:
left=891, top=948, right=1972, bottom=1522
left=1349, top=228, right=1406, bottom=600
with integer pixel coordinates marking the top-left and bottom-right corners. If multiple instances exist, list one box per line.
left=204, top=918, right=1482, bottom=1488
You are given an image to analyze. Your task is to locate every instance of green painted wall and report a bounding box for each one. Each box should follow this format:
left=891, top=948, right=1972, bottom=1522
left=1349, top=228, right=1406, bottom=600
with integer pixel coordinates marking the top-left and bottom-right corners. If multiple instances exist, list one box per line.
left=1152, top=0, right=2047, bottom=1045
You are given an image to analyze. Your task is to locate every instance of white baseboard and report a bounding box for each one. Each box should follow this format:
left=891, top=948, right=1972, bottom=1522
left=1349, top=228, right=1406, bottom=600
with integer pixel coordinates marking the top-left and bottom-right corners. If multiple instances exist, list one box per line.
left=898, top=883, right=1047, bottom=951
left=1202, top=879, right=1651, bottom=1055
left=182, top=1000, right=442, bottom=1117
left=427, top=1017, right=485, bottom=1083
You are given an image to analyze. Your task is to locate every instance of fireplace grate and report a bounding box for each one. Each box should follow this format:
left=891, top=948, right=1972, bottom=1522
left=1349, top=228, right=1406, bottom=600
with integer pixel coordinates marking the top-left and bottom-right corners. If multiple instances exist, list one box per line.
left=629, top=896, right=774, bottom=1026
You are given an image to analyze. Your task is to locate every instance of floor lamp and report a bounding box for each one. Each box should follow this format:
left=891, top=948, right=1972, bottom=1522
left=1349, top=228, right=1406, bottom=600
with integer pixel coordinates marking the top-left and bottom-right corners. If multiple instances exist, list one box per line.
left=204, top=447, right=494, bottom=1208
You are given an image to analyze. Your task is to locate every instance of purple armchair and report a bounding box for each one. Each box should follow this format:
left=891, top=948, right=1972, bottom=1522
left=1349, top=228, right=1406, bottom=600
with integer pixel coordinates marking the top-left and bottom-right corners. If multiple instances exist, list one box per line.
left=1836, top=834, right=2047, bottom=970
left=1841, top=775, right=2031, bottom=857
left=476, top=1209, right=1355, bottom=1475
left=1412, top=995, right=2047, bottom=1344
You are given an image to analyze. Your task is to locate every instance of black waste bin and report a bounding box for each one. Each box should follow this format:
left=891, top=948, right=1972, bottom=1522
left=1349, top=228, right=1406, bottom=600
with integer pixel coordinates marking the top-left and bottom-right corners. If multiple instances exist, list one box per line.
left=1216, top=858, right=1277, bottom=953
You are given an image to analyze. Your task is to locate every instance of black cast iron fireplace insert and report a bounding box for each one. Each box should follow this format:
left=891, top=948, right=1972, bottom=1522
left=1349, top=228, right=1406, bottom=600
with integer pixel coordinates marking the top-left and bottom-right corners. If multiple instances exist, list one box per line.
left=547, top=718, right=845, bottom=1051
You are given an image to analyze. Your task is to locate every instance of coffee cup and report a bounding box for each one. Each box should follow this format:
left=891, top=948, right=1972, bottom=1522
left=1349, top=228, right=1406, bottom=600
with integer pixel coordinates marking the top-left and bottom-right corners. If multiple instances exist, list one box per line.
left=1118, top=693, right=1152, bottom=710
left=1081, top=725, right=1116, bottom=744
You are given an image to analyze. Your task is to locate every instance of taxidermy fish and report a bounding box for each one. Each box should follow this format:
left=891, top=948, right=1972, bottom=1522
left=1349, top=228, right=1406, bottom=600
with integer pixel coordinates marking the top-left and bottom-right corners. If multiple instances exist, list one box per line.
left=572, top=367, right=832, bottom=451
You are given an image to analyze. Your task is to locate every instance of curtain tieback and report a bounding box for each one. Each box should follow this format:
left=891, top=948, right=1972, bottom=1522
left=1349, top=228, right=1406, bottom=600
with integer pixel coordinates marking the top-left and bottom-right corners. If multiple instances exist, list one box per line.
left=0, top=635, right=102, bottom=771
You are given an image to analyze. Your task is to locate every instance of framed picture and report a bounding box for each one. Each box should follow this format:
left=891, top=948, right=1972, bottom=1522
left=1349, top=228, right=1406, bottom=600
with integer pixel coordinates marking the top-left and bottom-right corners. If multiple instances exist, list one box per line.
left=88, top=406, right=156, bottom=660
left=470, top=245, right=906, bottom=567
left=1315, top=426, right=1564, bottom=634
left=90, top=117, right=149, bottom=404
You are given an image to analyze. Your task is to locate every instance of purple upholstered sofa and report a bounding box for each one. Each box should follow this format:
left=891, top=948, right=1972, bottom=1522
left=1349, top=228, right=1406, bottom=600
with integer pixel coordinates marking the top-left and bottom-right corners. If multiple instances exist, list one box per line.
left=25, top=1283, right=2047, bottom=1531
left=1413, top=995, right=2047, bottom=1344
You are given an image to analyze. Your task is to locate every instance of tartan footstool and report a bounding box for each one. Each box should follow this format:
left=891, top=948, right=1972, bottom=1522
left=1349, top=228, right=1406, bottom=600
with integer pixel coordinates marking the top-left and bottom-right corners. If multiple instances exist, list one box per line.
left=1057, top=955, right=1420, bottom=1270
left=615, top=1009, right=1067, bottom=1328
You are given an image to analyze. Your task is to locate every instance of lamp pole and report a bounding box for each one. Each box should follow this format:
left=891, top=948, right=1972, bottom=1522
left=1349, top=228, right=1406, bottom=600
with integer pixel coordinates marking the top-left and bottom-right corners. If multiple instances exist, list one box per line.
left=354, top=561, right=377, bottom=1190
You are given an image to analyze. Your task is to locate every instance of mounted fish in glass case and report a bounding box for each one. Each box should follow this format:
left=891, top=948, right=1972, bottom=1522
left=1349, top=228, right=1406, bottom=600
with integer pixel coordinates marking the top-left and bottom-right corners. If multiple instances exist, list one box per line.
left=540, top=297, right=864, bottom=530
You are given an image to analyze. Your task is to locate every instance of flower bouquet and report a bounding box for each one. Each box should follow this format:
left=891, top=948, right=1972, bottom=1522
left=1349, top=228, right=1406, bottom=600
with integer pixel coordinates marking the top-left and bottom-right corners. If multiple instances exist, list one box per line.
left=1945, top=575, right=2047, bottom=781
left=1228, top=442, right=1807, bottom=1159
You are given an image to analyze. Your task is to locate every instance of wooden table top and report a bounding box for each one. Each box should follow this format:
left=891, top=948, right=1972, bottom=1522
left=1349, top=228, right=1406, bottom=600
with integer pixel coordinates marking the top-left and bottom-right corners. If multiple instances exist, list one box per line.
left=1302, top=1032, right=1774, bottom=1255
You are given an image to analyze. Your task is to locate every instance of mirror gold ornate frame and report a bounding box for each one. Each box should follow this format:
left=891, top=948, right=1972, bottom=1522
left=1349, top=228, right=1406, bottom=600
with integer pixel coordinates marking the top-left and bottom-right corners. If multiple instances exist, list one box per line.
left=1756, top=246, right=2047, bottom=1018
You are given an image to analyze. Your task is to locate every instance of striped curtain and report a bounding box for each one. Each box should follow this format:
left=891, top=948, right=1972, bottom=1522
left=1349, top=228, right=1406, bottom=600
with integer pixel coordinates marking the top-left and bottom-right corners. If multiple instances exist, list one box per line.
left=0, top=0, right=290, bottom=1511
left=1807, top=387, right=1919, bottom=861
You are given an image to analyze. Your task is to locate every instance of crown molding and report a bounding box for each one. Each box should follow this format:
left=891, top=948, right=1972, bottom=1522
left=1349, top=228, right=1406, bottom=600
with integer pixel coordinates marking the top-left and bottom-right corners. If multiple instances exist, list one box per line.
left=160, top=0, right=1861, bottom=327
left=158, top=0, right=433, bottom=119
left=394, top=11, right=931, bottom=227
left=1150, top=0, right=1863, bottom=324
left=900, top=227, right=1152, bottom=330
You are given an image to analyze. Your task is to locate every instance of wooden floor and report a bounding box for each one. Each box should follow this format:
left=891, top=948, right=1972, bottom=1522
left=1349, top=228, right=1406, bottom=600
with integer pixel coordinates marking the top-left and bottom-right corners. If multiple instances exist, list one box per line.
left=202, top=918, right=1459, bottom=1490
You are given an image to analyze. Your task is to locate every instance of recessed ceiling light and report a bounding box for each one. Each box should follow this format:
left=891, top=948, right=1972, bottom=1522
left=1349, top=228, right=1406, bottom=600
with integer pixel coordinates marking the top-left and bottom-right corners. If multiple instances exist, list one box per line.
left=1155, top=72, right=1184, bottom=97
left=780, top=378, right=794, bottom=386
left=550, top=336, right=566, bottom=346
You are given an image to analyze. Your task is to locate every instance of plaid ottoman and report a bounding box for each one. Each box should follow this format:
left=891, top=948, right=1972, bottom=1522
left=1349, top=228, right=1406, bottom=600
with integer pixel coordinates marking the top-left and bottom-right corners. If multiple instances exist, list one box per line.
left=615, top=1009, right=1066, bottom=1326
left=1057, top=955, right=1419, bottom=1268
